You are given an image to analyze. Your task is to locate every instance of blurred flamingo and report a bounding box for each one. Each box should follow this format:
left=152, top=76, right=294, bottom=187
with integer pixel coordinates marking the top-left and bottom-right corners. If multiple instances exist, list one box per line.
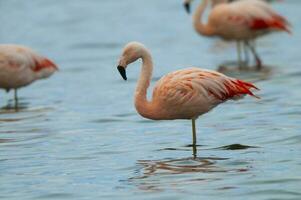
left=184, top=0, right=252, bottom=65
left=0, top=45, right=58, bottom=103
left=184, top=0, right=290, bottom=69
left=117, top=42, right=259, bottom=154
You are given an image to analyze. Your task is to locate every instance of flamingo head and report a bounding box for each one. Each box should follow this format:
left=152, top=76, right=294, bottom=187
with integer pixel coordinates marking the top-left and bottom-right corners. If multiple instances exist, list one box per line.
left=183, top=0, right=192, bottom=14
left=117, top=42, right=147, bottom=81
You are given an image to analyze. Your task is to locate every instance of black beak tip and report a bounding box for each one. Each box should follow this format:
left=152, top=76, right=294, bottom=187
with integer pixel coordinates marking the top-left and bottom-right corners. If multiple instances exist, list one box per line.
left=184, top=3, right=190, bottom=14
left=117, top=65, right=127, bottom=81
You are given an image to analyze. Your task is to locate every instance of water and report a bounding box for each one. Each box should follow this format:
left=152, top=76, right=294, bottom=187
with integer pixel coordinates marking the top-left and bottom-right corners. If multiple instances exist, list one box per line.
left=0, top=0, right=300, bottom=199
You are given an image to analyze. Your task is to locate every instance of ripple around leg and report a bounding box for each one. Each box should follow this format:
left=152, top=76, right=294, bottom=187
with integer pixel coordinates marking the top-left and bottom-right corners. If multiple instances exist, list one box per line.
left=134, top=156, right=229, bottom=178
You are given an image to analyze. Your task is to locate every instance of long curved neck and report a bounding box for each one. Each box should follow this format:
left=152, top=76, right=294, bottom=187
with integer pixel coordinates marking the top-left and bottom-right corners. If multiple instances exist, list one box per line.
left=134, top=49, right=157, bottom=119
left=193, top=0, right=215, bottom=36
left=136, top=51, right=152, bottom=98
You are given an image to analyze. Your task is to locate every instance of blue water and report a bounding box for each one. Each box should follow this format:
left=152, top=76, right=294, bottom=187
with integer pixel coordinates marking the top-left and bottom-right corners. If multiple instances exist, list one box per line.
left=0, top=0, right=300, bottom=199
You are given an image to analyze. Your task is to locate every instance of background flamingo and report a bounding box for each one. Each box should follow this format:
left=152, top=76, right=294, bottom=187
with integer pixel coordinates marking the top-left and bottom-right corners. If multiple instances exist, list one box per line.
left=0, top=45, right=58, bottom=103
left=184, top=0, right=251, bottom=65
left=117, top=42, right=259, bottom=155
left=184, top=0, right=290, bottom=69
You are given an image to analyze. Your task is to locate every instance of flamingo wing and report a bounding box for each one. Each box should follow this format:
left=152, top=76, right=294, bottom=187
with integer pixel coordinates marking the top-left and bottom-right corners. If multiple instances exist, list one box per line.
left=249, top=13, right=290, bottom=33
left=153, top=68, right=258, bottom=108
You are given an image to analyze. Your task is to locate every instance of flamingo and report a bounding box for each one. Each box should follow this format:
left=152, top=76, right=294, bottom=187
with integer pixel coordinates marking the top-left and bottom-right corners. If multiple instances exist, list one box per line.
left=184, top=0, right=252, bottom=65
left=0, top=45, right=58, bottom=103
left=184, top=0, right=290, bottom=69
left=117, top=42, right=259, bottom=154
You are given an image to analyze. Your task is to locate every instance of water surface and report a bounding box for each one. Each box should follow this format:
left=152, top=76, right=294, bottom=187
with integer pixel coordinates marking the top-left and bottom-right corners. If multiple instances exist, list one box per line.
left=0, top=0, right=300, bottom=199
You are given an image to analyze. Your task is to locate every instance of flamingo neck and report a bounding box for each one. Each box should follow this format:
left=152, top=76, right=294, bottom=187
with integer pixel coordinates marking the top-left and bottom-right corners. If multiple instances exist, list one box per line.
left=134, top=49, right=157, bottom=119
left=193, top=0, right=215, bottom=36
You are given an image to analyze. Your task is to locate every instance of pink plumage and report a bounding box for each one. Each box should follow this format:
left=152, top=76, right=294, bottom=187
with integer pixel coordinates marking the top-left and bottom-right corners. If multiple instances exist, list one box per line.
left=197, top=0, right=291, bottom=39
left=0, top=44, right=57, bottom=100
left=151, top=68, right=258, bottom=120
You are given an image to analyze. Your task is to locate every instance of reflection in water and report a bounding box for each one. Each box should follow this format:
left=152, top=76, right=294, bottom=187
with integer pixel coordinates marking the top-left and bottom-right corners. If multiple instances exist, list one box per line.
left=128, top=156, right=226, bottom=192
left=0, top=100, right=29, bottom=113
left=0, top=105, right=53, bottom=123
left=126, top=143, right=257, bottom=192
left=128, top=155, right=250, bottom=192
left=136, top=157, right=229, bottom=177
left=0, top=102, right=54, bottom=115
left=217, top=63, right=273, bottom=82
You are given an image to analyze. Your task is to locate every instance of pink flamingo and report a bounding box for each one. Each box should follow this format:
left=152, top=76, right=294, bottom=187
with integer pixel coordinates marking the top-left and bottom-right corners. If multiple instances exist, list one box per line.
left=117, top=42, right=259, bottom=153
left=184, top=0, right=252, bottom=65
left=0, top=45, right=58, bottom=103
left=184, top=0, right=290, bottom=69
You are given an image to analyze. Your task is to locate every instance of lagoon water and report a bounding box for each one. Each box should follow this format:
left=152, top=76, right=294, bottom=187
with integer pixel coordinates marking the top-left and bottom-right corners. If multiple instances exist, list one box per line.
left=0, top=0, right=300, bottom=199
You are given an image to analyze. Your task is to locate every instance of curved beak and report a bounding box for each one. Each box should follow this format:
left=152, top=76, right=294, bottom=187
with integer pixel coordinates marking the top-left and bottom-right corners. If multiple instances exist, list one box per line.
left=117, top=65, right=127, bottom=81
left=184, top=2, right=190, bottom=14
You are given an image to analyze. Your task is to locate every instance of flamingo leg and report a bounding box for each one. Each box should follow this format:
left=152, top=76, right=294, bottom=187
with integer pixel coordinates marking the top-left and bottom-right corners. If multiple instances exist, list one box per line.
left=192, top=119, right=197, bottom=146
left=236, top=41, right=243, bottom=69
left=191, top=119, right=197, bottom=158
left=13, top=89, right=19, bottom=110
left=246, top=41, right=262, bottom=70
left=14, top=89, right=18, bottom=101
left=243, top=41, right=249, bottom=66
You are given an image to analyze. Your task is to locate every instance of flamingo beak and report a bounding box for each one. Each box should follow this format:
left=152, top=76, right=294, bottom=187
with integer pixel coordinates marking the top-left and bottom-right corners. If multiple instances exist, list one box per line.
left=184, top=2, right=190, bottom=14
left=117, top=65, right=127, bottom=81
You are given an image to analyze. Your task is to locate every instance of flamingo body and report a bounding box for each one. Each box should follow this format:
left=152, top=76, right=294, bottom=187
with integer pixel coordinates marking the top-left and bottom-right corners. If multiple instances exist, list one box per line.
left=0, top=45, right=57, bottom=92
left=206, top=0, right=290, bottom=40
left=151, top=67, right=258, bottom=120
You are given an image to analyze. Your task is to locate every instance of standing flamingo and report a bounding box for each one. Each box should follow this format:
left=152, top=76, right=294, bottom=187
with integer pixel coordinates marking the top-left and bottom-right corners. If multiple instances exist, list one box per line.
left=184, top=0, right=252, bottom=65
left=117, top=42, right=259, bottom=155
left=0, top=45, right=58, bottom=103
left=184, top=0, right=290, bottom=69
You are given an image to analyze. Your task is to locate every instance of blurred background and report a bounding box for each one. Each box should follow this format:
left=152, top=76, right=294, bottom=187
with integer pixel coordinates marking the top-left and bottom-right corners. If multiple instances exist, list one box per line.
left=0, top=0, right=300, bottom=199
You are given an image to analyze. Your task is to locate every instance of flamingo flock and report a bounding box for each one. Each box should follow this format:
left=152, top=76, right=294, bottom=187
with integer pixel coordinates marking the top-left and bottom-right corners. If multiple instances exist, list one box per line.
left=0, top=0, right=291, bottom=155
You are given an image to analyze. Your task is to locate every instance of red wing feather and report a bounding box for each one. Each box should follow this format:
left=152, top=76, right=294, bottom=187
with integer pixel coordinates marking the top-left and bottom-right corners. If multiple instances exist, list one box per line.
left=250, top=15, right=291, bottom=33
left=229, top=79, right=260, bottom=99
left=210, top=79, right=260, bottom=101
left=32, top=58, right=58, bottom=72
